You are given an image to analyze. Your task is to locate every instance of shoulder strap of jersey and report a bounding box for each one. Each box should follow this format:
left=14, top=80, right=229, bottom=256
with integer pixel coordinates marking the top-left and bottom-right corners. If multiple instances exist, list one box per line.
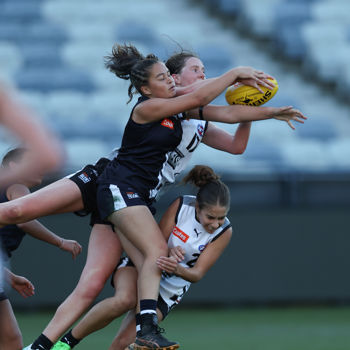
left=211, top=219, right=232, bottom=243
left=129, top=95, right=149, bottom=119
left=174, top=196, right=184, bottom=225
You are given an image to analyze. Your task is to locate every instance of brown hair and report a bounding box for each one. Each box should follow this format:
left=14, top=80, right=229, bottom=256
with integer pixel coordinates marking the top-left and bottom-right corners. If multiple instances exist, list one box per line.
left=165, top=50, right=199, bottom=75
left=105, top=43, right=159, bottom=103
left=183, top=165, right=230, bottom=210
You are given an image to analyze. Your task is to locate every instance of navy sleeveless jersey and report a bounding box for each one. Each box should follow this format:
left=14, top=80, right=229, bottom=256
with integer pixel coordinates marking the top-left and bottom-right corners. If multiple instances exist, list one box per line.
left=0, top=189, right=26, bottom=261
left=98, top=96, right=183, bottom=198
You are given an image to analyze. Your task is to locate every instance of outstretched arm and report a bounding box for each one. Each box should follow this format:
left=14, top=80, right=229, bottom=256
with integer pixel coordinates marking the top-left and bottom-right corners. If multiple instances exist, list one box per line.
left=7, top=184, right=82, bottom=259
left=186, top=104, right=307, bottom=129
left=135, top=67, right=272, bottom=123
left=202, top=122, right=252, bottom=154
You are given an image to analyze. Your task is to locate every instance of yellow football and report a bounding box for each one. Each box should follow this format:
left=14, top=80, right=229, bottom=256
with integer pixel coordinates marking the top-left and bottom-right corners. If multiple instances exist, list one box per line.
left=225, top=78, right=279, bottom=106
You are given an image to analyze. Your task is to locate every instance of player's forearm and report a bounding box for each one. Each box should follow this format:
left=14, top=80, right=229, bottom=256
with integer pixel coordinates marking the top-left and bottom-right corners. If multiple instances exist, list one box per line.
left=174, top=264, right=204, bottom=283
left=209, top=104, right=284, bottom=124
left=175, top=78, right=216, bottom=96
left=3, top=267, right=16, bottom=286
left=18, top=220, right=62, bottom=247
left=230, top=122, right=252, bottom=154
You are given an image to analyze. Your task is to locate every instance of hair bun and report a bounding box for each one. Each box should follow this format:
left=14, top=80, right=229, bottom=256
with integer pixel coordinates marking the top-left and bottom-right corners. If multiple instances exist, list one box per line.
left=183, top=165, right=219, bottom=188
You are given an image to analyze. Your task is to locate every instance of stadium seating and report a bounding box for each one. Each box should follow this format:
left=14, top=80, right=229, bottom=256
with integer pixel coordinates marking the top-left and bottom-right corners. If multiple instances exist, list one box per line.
left=0, top=0, right=349, bottom=174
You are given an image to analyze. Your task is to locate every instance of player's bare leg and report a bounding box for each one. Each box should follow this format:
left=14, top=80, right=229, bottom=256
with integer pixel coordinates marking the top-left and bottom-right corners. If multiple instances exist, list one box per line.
left=0, top=178, right=83, bottom=225
left=41, top=224, right=122, bottom=343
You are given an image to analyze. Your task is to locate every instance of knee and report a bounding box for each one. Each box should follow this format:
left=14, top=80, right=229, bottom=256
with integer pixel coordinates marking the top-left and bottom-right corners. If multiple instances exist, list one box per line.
left=1, top=202, right=24, bottom=224
left=74, top=273, right=107, bottom=302
left=157, top=240, right=168, bottom=257
left=119, top=292, right=137, bottom=312
left=112, top=292, right=137, bottom=314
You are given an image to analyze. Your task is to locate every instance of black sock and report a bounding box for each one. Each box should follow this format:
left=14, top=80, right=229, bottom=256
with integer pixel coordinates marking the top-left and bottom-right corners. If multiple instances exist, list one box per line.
left=60, top=329, right=81, bottom=348
left=139, top=299, right=158, bottom=332
left=31, top=333, right=53, bottom=350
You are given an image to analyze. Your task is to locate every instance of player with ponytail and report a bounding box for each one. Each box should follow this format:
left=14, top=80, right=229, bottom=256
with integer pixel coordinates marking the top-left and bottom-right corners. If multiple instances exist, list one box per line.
left=53, top=165, right=232, bottom=350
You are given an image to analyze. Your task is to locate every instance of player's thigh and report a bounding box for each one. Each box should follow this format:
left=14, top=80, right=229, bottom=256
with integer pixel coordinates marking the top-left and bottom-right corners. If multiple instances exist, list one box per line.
left=29, top=178, right=84, bottom=214
left=5, top=178, right=83, bottom=218
left=110, top=206, right=167, bottom=257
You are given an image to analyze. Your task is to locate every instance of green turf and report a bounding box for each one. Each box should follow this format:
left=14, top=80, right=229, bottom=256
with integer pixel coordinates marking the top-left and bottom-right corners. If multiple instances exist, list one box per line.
left=16, top=306, right=350, bottom=350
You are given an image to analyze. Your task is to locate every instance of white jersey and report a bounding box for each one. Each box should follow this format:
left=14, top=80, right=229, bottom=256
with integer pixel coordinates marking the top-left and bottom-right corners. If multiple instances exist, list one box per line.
left=159, top=195, right=231, bottom=312
left=154, top=118, right=208, bottom=198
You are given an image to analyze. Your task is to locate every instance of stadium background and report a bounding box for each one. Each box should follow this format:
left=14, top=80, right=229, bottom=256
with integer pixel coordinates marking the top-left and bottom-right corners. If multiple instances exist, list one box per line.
left=1, top=0, right=350, bottom=348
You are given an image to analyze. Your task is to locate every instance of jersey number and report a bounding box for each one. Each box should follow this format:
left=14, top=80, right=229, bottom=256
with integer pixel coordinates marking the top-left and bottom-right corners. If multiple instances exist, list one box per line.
left=186, top=134, right=201, bottom=153
left=186, top=253, right=200, bottom=268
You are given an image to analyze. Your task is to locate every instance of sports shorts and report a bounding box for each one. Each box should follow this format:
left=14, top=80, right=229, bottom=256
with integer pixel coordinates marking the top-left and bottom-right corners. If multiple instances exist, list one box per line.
left=67, top=157, right=110, bottom=216
left=0, top=290, right=7, bottom=301
left=97, top=183, right=156, bottom=222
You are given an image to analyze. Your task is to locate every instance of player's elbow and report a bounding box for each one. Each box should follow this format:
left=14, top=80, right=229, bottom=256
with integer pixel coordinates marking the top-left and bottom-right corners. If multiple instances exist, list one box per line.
left=229, top=143, right=248, bottom=155
left=189, top=270, right=205, bottom=283
left=232, top=147, right=246, bottom=155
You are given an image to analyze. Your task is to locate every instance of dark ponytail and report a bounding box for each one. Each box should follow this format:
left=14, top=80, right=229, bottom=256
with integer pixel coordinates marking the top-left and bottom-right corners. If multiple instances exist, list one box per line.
left=183, top=165, right=230, bottom=210
left=105, top=43, right=159, bottom=103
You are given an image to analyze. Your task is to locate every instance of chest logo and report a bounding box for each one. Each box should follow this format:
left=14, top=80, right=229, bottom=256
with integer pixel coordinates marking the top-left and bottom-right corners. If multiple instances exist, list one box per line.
left=161, top=118, right=174, bottom=129
left=199, top=244, right=207, bottom=252
left=172, top=226, right=189, bottom=243
left=197, top=124, right=204, bottom=137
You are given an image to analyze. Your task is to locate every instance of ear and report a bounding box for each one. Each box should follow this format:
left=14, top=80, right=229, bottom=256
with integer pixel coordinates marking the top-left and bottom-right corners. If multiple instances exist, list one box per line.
left=172, top=74, right=181, bottom=85
left=140, top=85, right=152, bottom=96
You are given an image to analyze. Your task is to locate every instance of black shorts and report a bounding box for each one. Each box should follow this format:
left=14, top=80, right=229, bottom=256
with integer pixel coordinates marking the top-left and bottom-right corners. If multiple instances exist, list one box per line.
left=97, top=183, right=156, bottom=221
left=89, top=209, right=113, bottom=227
left=68, top=158, right=110, bottom=216
left=112, top=257, right=169, bottom=320
left=0, top=288, right=7, bottom=301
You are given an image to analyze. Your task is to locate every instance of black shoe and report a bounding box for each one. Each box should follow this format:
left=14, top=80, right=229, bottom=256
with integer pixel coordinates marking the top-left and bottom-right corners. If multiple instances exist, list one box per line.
left=134, top=324, right=179, bottom=350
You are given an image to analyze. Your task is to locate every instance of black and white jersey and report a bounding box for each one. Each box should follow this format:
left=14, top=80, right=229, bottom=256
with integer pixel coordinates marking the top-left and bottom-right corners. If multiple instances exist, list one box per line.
left=97, top=96, right=183, bottom=199
left=159, top=195, right=231, bottom=311
left=155, top=118, right=208, bottom=198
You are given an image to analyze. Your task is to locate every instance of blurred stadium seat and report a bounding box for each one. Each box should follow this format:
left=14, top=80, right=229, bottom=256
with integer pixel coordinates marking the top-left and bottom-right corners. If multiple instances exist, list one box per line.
left=15, top=68, right=95, bottom=93
left=0, top=0, right=349, bottom=174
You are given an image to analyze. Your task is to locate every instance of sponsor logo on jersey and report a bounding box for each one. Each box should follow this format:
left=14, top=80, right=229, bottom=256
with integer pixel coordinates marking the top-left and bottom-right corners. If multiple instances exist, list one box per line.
left=126, top=192, right=140, bottom=199
left=198, top=244, right=207, bottom=252
left=197, top=124, right=204, bottom=137
left=194, top=228, right=201, bottom=237
left=172, top=226, right=189, bottom=243
left=161, top=118, right=174, bottom=129
left=78, top=172, right=91, bottom=183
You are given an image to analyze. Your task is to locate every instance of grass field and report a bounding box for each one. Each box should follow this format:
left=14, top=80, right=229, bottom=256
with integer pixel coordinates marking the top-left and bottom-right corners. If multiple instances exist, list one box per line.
left=16, top=306, right=350, bottom=350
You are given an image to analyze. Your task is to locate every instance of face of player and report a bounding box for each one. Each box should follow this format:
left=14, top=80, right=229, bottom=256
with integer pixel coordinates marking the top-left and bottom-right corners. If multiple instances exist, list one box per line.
left=141, top=62, right=176, bottom=99
left=173, top=57, right=206, bottom=87
left=196, top=203, right=228, bottom=234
